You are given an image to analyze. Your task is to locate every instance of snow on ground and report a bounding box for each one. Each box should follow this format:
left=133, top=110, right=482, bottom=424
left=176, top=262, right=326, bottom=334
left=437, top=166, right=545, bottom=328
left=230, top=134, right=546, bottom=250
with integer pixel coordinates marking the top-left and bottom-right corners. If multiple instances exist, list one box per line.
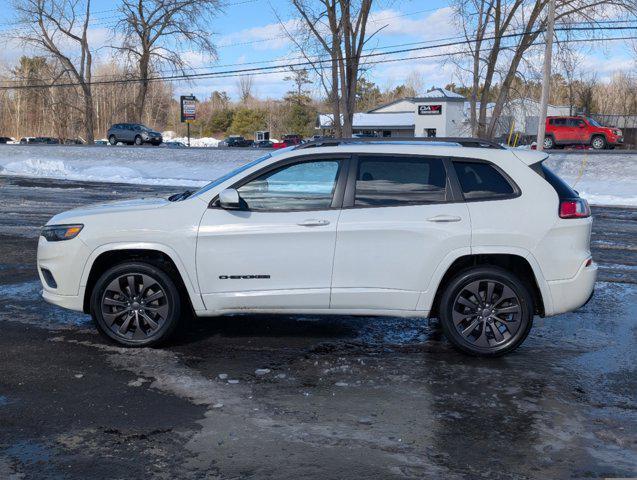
left=163, top=134, right=221, bottom=147
left=0, top=145, right=635, bottom=206
left=545, top=153, right=637, bottom=206
left=0, top=145, right=262, bottom=187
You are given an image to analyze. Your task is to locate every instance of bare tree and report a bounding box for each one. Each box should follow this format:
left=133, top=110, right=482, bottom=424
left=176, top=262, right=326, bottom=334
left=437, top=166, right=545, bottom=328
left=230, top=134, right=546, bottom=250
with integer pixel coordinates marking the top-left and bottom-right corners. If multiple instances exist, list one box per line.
left=453, top=0, right=637, bottom=139
left=284, top=67, right=312, bottom=98
left=114, top=0, right=221, bottom=122
left=14, top=0, right=95, bottom=143
left=291, top=0, right=377, bottom=137
left=237, top=75, right=254, bottom=103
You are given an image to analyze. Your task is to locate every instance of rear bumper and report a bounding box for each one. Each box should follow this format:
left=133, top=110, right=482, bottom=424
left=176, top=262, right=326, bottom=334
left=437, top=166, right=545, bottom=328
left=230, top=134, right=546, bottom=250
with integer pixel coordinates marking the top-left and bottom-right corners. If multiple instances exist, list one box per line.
left=546, top=261, right=597, bottom=316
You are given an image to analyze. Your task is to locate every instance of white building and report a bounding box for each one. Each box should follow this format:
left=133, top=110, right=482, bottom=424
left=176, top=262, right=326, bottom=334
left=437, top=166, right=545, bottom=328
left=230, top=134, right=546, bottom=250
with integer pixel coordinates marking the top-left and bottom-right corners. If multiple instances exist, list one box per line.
left=316, top=88, right=572, bottom=140
left=499, top=98, right=571, bottom=135
left=317, top=87, right=467, bottom=138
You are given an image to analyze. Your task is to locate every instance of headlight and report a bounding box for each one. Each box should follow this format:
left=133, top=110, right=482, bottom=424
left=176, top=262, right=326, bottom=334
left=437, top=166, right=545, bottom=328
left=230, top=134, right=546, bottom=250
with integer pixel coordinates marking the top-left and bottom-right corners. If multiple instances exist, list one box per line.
left=41, top=224, right=83, bottom=242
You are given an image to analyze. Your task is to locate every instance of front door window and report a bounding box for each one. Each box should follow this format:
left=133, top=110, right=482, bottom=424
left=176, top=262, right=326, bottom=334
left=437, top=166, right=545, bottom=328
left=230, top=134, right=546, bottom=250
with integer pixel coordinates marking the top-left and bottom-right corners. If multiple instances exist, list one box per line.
left=237, top=160, right=341, bottom=211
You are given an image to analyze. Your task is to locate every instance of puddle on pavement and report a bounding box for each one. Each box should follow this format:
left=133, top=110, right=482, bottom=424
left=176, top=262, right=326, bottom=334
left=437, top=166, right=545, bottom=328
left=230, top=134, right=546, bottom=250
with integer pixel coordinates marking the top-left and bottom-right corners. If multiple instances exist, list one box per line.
left=0, top=280, right=91, bottom=328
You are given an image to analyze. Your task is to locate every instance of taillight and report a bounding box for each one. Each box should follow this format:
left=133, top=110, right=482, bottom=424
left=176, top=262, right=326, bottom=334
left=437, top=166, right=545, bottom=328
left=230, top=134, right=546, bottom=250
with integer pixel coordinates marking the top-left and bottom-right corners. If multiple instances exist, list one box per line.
left=559, top=198, right=591, bottom=219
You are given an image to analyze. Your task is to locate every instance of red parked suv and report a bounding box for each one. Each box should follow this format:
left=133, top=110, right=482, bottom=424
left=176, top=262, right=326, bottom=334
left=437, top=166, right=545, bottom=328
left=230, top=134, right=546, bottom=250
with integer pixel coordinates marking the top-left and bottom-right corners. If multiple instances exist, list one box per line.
left=544, top=116, right=623, bottom=150
left=272, top=134, right=303, bottom=149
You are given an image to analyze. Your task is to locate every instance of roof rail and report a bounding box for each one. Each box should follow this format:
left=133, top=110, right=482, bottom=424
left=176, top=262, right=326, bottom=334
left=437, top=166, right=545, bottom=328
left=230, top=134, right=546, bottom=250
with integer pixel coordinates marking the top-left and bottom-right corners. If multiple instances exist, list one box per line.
left=295, top=137, right=505, bottom=150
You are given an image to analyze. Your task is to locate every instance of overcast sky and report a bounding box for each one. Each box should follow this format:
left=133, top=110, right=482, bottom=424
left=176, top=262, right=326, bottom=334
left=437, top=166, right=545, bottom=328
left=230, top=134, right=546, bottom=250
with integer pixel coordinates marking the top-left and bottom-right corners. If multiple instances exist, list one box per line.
left=0, top=0, right=634, bottom=101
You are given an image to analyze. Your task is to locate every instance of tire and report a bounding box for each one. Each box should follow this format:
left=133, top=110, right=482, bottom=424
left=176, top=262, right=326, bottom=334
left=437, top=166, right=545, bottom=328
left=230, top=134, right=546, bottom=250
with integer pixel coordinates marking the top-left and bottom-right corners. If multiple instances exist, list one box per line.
left=108, top=135, right=117, bottom=145
left=591, top=135, right=606, bottom=150
left=90, top=261, right=182, bottom=347
left=438, top=266, right=534, bottom=357
left=134, top=135, right=143, bottom=146
left=542, top=136, right=555, bottom=149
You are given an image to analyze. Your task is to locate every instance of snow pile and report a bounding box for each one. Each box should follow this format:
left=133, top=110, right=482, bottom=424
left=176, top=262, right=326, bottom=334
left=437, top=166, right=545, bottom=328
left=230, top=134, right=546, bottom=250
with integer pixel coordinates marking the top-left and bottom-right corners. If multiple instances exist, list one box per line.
left=162, top=132, right=221, bottom=147
left=546, top=153, right=637, bottom=207
left=0, top=145, right=262, bottom=187
left=2, top=158, right=74, bottom=177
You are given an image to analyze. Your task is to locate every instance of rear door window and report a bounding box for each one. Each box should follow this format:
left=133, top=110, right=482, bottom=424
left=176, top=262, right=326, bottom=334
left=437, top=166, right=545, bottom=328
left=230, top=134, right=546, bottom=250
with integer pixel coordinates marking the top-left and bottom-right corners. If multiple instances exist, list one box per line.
left=354, top=156, right=447, bottom=207
left=453, top=161, right=515, bottom=200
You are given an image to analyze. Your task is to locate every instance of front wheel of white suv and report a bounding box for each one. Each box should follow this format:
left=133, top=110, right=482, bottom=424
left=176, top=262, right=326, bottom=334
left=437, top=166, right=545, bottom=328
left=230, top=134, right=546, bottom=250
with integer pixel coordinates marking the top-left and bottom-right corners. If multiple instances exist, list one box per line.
left=438, top=267, right=534, bottom=357
left=90, top=262, right=182, bottom=347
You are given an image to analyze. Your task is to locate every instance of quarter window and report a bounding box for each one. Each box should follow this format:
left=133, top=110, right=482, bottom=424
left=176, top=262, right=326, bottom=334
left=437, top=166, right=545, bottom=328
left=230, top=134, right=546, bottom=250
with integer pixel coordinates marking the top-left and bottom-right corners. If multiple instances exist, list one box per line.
left=237, top=160, right=341, bottom=211
left=453, top=162, right=515, bottom=199
left=354, top=156, right=447, bottom=207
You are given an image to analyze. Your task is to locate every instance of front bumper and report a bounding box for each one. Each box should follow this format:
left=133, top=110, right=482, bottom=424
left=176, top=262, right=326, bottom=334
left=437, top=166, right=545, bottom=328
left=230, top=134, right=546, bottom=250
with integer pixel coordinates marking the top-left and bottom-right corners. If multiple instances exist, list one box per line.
left=42, top=289, right=84, bottom=311
left=546, top=260, right=597, bottom=316
left=37, top=235, right=91, bottom=310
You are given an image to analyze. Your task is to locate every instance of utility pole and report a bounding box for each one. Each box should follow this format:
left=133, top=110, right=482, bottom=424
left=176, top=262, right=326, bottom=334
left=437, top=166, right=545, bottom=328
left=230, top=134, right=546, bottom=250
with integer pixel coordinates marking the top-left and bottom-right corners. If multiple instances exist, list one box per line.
left=536, top=0, right=556, bottom=151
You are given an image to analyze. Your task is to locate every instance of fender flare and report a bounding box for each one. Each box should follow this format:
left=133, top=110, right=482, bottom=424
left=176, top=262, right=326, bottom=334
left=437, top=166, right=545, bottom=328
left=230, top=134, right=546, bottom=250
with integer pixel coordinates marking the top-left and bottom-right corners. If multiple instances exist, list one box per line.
left=79, top=241, right=205, bottom=311
left=416, top=246, right=554, bottom=316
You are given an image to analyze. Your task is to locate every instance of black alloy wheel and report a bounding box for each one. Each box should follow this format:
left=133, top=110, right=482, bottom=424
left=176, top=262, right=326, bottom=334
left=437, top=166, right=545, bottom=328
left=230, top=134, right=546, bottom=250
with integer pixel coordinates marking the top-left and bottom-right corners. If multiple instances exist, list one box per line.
left=134, top=135, right=143, bottom=145
left=91, top=262, right=181, bottom=346
left=439, top=267, right=533, bottom=356
left=108, top=135, right=117, bottom=145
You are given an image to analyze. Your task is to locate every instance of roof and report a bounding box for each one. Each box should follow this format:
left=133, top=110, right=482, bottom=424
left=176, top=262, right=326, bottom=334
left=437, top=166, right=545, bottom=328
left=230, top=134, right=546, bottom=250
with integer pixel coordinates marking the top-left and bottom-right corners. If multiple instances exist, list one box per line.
left=367, top=89, right=467, bottom=113
left=318, top=112, right=415, bottom=129
left=418, top=87, right=466, bottom=100
left=297, top=137, right=504, bottom=150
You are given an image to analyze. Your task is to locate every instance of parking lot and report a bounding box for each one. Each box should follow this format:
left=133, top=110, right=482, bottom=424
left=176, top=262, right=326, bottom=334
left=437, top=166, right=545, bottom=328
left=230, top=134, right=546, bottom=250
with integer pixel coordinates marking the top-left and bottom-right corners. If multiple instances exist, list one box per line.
left=0, top=174, right=636, bottom=479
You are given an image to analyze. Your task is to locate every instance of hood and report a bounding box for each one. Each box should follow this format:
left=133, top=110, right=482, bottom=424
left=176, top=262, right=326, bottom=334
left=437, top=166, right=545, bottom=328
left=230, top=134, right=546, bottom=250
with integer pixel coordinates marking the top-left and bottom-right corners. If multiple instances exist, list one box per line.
left=48, top=197, right=169, bottom=224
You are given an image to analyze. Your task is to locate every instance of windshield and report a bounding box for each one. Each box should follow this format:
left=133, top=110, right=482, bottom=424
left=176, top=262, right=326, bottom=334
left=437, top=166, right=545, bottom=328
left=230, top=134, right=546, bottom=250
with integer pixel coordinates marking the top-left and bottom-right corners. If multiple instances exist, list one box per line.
left=191, top=153, right=273, bottom=197
left=192, top=147, right=296, bottom=197
left=586, top=117, right=602, bottom=127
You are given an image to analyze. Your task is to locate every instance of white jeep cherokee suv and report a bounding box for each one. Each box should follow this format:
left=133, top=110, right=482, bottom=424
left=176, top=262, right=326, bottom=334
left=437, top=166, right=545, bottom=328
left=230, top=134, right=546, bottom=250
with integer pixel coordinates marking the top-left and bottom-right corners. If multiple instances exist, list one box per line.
left=37, top=139, right=596, bottom=356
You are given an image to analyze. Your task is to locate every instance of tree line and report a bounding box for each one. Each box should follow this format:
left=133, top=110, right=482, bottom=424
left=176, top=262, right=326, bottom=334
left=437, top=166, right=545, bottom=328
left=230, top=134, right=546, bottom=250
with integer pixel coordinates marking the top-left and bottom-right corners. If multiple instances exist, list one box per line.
left=1, top=0, right=635, bottom=143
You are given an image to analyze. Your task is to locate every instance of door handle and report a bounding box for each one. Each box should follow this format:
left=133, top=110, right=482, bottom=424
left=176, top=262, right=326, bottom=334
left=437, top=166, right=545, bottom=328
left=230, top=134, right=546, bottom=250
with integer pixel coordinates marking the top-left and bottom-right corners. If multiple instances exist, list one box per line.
left=298, top=219, right=330, bottom=227
left=427, top=215, right=462, bottom=223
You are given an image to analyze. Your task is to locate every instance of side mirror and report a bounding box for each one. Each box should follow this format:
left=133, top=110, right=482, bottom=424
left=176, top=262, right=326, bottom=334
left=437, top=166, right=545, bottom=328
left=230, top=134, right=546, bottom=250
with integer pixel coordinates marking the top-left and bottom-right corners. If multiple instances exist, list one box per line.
left=218, top=188, right=241, bottom=209
left=579, top=123, right=585, bottom=128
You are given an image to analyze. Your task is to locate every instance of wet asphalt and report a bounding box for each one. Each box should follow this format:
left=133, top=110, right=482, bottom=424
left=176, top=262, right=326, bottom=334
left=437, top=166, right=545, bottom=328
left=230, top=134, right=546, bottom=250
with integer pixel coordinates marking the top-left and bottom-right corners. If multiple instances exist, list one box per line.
left=0, top=175, right=635, bottom=480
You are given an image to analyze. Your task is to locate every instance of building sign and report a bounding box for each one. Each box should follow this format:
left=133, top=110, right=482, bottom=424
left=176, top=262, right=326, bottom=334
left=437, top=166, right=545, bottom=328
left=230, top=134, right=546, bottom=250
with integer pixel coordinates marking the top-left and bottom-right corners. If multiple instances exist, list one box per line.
left=418, top=104, right=442, bottom=115
left=180, top=95, right=197, bottom=122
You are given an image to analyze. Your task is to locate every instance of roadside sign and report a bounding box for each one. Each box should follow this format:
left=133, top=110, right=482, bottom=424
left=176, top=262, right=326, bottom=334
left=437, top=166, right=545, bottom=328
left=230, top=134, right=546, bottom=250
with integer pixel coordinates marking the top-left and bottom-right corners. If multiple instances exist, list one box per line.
left=180, top=95, right=197, bottom=123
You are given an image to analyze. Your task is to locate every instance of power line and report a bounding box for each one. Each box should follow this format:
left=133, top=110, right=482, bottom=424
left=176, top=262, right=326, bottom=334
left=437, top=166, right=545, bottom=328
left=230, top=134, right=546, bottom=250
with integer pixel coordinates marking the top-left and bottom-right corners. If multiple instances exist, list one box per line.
left=1, top=26, right=634, bottom=90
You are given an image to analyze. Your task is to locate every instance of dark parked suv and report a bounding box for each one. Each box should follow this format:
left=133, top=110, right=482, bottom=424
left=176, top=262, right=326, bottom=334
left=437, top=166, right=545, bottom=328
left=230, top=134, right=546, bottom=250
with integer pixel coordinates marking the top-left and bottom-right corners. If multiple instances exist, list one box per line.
left=219, top=136, right=253, bottom=147
left=107, top=123, right=162, bottom=146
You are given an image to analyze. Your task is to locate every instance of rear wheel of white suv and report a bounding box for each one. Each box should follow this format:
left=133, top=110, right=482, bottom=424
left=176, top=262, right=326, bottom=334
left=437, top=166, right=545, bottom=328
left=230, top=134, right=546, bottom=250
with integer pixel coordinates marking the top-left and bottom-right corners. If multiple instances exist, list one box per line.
left=438, top=267, right=533, bottom=357
left=90, top=262, right=181, bottom=347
